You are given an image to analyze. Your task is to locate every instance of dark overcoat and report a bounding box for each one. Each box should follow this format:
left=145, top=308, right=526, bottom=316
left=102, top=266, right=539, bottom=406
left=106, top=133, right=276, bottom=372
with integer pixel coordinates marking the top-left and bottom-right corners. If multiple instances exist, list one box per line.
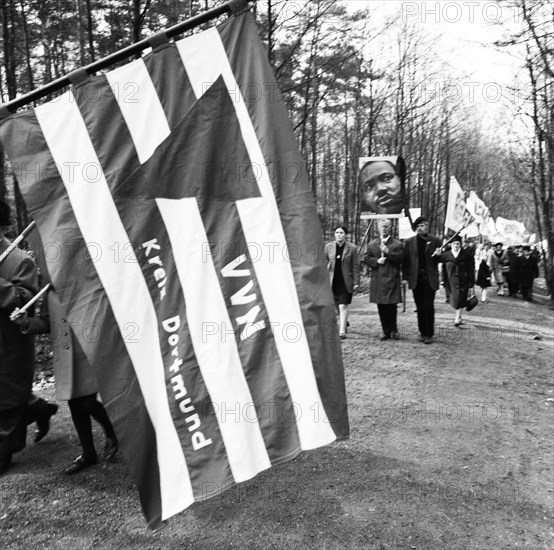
left=365, top=237, right=403, bottom=304
left=441, top=249, right=475, bottom=309
left=402, top=234, right=442, bottom=291
left=518, top=255, right=538, bottom=288
left=0, top=238, right=38, bottom=410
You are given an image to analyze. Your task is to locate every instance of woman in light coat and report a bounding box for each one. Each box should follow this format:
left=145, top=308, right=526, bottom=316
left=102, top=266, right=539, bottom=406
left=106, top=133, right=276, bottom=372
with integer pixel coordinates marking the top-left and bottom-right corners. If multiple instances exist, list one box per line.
left=490, top=242, right=508, bottom=295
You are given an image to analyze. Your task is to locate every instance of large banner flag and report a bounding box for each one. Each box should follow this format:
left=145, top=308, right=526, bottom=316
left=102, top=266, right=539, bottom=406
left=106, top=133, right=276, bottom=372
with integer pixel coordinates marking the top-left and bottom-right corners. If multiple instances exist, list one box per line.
left=444, top=176, right=474, bottom=232
left=0, top=11, right=348, bottom=528
left=466, top=191, right=492, bottom=237
left=495, top=217, right=527, bottom=244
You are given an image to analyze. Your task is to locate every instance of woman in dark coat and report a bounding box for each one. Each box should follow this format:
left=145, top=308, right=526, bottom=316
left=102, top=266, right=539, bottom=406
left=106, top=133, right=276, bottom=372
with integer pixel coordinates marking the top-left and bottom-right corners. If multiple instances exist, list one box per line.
left=441, top=236, right=475, bottom=326
left=324, top=226, right=360, bottom=339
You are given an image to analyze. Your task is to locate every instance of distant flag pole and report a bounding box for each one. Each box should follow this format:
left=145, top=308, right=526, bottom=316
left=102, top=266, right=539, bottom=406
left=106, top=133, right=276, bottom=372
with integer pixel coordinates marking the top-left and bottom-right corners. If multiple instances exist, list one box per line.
left=0, top=220, right=36, bottom=264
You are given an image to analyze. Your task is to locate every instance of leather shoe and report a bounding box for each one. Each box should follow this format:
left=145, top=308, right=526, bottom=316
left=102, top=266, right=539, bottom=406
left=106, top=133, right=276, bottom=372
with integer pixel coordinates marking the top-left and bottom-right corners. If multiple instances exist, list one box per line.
left=424, top=336, right=433, bottom=344
left=391, top=331, right=399, bottom=340
left=380, top=334, right=391, bottom=341
left=103, top=437, right=119, bottom=461
left=35, top=403, right=59, bottom=443
left=65, top=455, right=97, bottom=475
left=0, top=454, right=12, bottom=476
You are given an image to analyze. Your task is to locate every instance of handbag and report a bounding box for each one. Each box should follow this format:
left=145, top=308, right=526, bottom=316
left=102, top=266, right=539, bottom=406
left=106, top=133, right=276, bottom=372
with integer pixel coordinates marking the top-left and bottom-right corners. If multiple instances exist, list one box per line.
left=466, top=292, right=478, bottom=312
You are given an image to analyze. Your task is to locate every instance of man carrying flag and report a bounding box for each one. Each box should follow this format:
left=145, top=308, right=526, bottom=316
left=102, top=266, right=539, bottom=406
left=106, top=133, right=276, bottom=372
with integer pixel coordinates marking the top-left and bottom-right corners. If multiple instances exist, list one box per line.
left=403, top=216, right=442, bottom=344
left=0, top=199, right=38, bottom=475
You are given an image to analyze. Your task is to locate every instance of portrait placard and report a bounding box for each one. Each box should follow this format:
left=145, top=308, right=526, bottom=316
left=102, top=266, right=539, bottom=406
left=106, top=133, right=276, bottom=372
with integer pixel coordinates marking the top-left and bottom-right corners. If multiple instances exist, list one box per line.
left=359, top=155, right=405, bottom=219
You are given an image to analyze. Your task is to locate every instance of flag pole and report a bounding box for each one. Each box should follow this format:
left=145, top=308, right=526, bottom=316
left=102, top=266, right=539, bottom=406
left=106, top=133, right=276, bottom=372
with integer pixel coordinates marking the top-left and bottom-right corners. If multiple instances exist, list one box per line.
left=378, top=221, right=385, bottom=259
left=358, top=219, right=373, bottom=251
left=0, top=220, right=36, bottom=264
left=0, top=0, right=254, bottom=118
left=10, top=283, right=51, bottom=318
left=441, top=222, right=472, bottom=251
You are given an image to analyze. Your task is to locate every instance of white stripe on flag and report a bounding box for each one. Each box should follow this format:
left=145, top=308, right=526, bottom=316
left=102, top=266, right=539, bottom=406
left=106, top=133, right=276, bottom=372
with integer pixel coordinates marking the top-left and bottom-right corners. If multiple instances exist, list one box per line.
left=176, top=30, right=337, bottom=450
left=35, top=91, right=192, bottom=520
left=105, top=58, right=170, bottom=164
left=156, top=197, right=272, bottom=482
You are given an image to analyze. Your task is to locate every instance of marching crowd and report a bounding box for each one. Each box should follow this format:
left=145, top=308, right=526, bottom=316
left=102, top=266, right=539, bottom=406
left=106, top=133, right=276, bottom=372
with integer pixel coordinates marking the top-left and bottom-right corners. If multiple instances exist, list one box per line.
left=325, top=217, right=542, bottom=343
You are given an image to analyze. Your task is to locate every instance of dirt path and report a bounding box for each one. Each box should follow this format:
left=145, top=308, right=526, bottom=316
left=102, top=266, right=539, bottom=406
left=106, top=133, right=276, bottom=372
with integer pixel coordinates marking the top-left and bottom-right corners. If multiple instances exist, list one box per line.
left=1, top=288, right=553, bottom=549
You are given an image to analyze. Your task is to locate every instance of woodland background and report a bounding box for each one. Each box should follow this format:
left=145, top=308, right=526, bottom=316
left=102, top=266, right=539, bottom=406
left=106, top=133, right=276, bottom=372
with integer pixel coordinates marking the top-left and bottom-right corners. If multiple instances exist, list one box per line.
left=0, top=0, right=552, bottom=294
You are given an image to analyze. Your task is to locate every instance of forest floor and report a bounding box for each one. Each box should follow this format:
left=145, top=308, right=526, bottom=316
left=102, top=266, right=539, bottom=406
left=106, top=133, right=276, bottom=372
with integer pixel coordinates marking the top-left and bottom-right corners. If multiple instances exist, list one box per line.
left=1, top=283, right=553, bottom=549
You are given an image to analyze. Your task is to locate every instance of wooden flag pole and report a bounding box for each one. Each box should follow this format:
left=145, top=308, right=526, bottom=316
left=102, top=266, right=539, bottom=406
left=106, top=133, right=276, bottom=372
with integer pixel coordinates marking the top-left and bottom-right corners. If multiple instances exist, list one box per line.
left=358, top=220, right=373, bottom=252
left=10, top=283, right=51, bottom=319
left=0, top=220, right=36, bottom=264
left=378, top=221, right=385, bottom=259
left=441, top=222, right=472, bottom=250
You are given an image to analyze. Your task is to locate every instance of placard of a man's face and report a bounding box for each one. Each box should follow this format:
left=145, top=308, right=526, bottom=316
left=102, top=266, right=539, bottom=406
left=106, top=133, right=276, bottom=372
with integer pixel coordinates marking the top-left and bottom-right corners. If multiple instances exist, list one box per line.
left=359, top=158, right=403, bottom=216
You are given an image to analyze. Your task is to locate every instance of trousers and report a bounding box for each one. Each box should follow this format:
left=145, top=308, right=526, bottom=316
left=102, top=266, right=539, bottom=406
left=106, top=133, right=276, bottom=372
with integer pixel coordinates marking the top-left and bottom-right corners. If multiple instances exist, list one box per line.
left=413, top=280, right=436, bottom=337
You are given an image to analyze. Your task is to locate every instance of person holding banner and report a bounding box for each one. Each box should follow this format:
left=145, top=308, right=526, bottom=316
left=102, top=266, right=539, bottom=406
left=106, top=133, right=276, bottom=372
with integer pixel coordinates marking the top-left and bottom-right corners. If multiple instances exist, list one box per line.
left=441, top=235, right=475, bottom=326
left=402, top=216, right=442, bottom=344
left=365, top=219, right=404, bottom=340
left=11, top=288, right=118, bottom=475
left=325, top=226, right=360, bottom=339
left=0, top=199, right=39, bottom=475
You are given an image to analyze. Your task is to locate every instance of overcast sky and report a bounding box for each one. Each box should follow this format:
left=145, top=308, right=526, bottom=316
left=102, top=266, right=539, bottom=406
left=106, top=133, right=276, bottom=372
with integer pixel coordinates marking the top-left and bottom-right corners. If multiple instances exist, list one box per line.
left=342, top=0, right=527, bottom=135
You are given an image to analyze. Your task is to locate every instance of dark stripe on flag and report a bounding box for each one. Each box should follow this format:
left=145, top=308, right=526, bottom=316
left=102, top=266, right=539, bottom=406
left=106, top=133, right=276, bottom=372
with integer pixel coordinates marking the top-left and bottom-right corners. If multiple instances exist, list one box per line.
left=114, top=199, right=233, bottom=495
left=72, top=83, right=233, bottom=496
left=0, top=111, right=164, bottom=528
left=219, top=13, right=349, bottom=438
left=135, top=76, right=261, bottom=201
left=73, top=76, right=141, bottom=194
left=198, top=197, right=301, bottom=461
left=143, top=43, right=197, bottom=131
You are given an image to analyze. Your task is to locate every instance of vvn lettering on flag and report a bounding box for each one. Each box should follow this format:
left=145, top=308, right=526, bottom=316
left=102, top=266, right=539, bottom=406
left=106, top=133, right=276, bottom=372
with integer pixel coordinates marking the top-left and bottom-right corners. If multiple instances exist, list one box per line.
left=0, top=8, right=348, bottom=528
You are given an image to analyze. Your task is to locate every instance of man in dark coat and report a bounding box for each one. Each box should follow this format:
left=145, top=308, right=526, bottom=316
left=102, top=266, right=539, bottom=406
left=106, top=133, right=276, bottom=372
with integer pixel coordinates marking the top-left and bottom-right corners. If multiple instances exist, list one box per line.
left=518, top=245, right=539, bottom=301
left=365, top=219, right=404, bottom=340
left=507, top=245, right=522, bottom=296
left=402, top=216, right=442, bottom=344
left=0, top=200, right=38, bottom=475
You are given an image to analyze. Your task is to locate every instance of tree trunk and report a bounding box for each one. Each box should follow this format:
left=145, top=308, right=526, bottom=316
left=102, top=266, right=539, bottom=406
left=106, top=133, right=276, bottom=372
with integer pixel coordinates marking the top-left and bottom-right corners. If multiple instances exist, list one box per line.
left=19, top=0, right=35, bottom=91
left=1, top=0, right=17, bottom=100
